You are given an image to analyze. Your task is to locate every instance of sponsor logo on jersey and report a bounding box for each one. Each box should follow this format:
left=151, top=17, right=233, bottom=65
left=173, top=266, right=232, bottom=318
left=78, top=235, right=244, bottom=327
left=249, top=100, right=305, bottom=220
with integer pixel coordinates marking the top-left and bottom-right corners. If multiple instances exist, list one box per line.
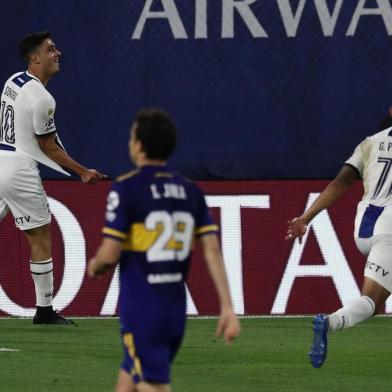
left=365, top=260, right=389, bottom=277
left=15, top=216, right=31, bottom=225
left=48, top=108, right=54, bottom=118
left=147, top=273, right=183, bottom=284
left=4, top=86, right=17, bottom=101
left=44, top=118, right=55, bottom=132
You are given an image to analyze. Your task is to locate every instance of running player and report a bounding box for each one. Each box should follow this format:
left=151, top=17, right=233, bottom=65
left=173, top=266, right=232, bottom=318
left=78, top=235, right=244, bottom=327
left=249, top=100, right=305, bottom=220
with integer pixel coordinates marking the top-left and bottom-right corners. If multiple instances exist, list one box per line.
left=88, top=109, right=240, bottom=392
left=286, top=127, right=392, bottom=368
left=0, top=31, right=105, bottom=324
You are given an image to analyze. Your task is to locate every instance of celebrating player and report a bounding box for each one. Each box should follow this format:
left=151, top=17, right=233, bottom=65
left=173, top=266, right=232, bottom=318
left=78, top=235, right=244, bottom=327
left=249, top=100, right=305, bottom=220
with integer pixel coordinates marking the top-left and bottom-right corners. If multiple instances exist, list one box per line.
left=88, top=109, right=240, bottom=392
left=0, top=31, right=105, bottom=324
left=286, top=128, right=392, bottom=368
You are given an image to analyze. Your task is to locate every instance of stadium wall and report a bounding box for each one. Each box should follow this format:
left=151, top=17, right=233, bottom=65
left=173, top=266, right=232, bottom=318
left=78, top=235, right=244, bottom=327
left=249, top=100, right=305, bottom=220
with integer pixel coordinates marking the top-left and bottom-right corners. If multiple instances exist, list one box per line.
left=1, top=179, right=389, bottom=317
left=1, top=1, right=392, bottom=180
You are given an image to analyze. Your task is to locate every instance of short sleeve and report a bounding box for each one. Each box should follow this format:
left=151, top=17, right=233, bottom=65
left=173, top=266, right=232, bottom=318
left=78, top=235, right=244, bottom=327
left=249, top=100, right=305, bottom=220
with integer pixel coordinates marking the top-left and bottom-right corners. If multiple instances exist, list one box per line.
left=193, top=186, right=219, bottom=238
left=32, top=96, right=56, bottom=135
left=102, top=182, right=130, bottom=242
left=345, top=139, right=366, bottom=177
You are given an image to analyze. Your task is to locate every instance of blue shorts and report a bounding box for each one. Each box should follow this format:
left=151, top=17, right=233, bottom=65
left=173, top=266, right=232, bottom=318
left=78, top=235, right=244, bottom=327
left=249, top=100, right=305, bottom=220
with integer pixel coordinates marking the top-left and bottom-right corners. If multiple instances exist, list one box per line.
left=121, top=330, right=183, bottom=384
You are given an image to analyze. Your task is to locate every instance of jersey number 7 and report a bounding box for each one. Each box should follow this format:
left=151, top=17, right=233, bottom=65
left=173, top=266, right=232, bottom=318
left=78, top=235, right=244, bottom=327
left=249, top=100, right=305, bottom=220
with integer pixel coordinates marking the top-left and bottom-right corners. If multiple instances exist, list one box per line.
left=372, top=157, right=392, bottom=199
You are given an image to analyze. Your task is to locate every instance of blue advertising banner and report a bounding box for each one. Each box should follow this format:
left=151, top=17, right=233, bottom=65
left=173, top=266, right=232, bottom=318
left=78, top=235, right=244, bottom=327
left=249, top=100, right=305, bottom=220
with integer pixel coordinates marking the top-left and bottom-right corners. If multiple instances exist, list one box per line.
left=1, top=0, right=392, bottom=179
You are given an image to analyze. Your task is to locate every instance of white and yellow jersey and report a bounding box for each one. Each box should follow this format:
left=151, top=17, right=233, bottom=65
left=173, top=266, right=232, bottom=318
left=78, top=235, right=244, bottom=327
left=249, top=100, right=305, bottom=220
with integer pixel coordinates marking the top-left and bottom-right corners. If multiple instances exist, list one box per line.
left=346, top=127, right=392, bottom=237
left=0, top=71, right=69, bottom=175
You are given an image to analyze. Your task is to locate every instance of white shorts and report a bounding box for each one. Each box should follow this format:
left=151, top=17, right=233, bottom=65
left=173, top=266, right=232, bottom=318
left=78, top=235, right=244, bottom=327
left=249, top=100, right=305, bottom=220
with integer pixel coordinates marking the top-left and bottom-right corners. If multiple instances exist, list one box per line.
left=0, top=151, right=51, bottom=230
left=355, top=235, right=392, bottom=293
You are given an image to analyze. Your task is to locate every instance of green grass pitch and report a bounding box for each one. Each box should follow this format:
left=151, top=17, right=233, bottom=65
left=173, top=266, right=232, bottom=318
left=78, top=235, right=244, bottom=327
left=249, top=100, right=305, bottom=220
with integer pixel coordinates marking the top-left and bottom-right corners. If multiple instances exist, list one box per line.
left=0, top=317, right=390, bottom=391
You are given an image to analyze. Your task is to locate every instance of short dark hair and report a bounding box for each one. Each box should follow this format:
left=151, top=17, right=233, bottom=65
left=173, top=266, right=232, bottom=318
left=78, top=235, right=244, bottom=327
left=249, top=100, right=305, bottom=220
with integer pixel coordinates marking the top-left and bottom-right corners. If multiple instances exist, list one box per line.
left=135, top=109, right=177, bottom=160
left=18, top=31, right=51, bottom=62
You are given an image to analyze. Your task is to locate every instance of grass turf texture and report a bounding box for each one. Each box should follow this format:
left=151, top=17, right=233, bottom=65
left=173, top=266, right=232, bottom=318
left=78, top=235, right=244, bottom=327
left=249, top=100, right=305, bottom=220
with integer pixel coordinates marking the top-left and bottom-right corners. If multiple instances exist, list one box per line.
left=0, top=317, right=390, bottom=391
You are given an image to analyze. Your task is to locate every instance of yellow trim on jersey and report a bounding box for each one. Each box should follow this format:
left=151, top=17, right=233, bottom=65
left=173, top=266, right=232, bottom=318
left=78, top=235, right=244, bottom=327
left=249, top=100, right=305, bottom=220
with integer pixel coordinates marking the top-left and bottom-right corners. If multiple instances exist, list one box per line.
left=123, top=223, right=161, bottom=251
left=116, top=169, right=140, bottom=182
left=123, top=333, right=143, bottom=379
left=102, top=227, right=127, bottom=240
left=195, top=224, right=219, bottom=235
left=123, top=223, right=183, bottom=252
left=154, top=172, right=174, bottom=178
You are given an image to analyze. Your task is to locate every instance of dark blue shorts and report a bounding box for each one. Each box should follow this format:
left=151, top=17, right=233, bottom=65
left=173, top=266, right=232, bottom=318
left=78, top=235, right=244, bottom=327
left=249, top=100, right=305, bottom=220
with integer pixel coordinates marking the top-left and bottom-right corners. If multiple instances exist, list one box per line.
left=121, top=330, right=183, bottom=384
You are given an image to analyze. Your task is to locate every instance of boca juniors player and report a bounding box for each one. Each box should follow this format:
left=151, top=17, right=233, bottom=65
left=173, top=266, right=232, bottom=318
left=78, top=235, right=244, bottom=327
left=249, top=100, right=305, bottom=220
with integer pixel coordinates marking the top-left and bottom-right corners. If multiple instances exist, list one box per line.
left=88, top=109, right=240, bottom=392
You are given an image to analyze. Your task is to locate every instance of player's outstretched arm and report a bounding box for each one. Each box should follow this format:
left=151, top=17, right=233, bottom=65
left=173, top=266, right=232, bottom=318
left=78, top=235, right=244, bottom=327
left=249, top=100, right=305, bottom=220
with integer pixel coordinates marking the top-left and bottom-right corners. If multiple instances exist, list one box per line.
left=199, top=234, right=240, bottom=344
left=286, top=165, right=358, bottom=243
left=88, top=238, right=122, bottom=278
left=37, top=133, right=106, bottom=184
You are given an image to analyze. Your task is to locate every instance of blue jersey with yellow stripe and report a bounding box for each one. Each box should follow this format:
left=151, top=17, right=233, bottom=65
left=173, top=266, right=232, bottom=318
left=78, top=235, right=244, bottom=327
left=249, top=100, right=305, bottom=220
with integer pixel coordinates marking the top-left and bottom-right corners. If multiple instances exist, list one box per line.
left=103, top=165, right=218, bottom=337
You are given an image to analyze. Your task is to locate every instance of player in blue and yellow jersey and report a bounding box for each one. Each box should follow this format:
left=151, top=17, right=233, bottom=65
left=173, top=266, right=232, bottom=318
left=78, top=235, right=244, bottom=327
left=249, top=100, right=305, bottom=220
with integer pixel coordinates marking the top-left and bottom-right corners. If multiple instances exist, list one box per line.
left=88, top=109, right=240, bottom=392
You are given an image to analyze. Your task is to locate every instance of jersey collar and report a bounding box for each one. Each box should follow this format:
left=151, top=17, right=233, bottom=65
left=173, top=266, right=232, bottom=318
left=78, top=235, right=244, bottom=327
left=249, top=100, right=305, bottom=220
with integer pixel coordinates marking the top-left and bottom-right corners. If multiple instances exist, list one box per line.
left=25, top=70, right=43, bottom=85
left=140, top=164, right=168, bottom=170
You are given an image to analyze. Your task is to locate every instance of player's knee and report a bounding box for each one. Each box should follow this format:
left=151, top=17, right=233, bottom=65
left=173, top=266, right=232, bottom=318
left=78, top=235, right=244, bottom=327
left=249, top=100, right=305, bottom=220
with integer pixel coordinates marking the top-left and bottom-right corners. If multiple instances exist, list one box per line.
left=116, top=369, right=136, bottom=392
left=136, top=382, right=169, bottom=392
left=115, top=386, right=134, bottom=392
left=116, top=382, right=136, bottom=392
left=24, top=225, right=51, bottom=245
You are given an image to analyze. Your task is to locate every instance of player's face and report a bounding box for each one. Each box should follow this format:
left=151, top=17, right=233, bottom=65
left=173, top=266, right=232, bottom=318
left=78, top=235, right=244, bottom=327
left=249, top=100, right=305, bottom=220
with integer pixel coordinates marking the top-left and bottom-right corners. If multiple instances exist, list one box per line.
left=34, top=38, right=62, bottom=76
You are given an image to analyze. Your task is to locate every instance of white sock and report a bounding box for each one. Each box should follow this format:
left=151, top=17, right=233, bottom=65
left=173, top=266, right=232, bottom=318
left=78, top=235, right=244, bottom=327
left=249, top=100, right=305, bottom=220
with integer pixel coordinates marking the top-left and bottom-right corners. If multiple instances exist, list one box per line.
left=328, top=296, right=375, bottom=331
left=30, top=259, right=54, bottom=307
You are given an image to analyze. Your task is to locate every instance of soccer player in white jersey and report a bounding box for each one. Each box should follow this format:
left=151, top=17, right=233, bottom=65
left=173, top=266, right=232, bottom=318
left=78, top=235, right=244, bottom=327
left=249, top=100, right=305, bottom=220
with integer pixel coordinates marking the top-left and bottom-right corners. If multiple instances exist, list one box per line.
left=286, top=127, right=392, bottom=367
left=0, top=31, right=105, bottom=324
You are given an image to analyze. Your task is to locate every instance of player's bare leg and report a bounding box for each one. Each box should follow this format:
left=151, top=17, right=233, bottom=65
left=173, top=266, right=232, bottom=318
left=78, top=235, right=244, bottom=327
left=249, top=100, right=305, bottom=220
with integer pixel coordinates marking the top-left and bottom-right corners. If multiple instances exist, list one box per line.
left=116, top=370, right=170, bottom=392
left=24, top=224, right=74, bottom=325
left=24, top=224, right=51, bottom=261
left=116, top=369, right=137, bottom=392
left=137, top=382, right=170, bottom=392
left=361, top=277, right=390, bottom=313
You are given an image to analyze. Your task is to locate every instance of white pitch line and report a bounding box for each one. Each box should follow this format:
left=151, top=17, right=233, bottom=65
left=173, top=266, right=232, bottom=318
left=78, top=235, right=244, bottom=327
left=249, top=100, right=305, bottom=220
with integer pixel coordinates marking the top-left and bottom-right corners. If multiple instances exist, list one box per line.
left=0, top=347, right=18, bottom=352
